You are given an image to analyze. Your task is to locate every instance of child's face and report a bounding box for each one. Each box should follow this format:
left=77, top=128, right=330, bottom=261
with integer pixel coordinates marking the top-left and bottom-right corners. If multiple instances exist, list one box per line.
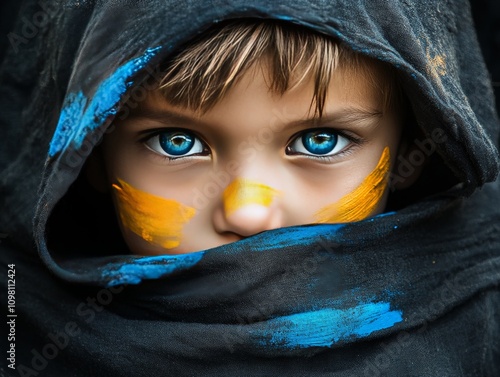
left=101, top=60, right=402, bottom=255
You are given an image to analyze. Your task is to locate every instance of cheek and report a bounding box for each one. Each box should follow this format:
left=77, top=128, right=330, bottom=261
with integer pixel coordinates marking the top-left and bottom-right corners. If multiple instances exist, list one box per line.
left=223, top=178, right=281, bottom=215
left=112, top=178, right=196, bottom=249
left=314, top=146, right=391, bottom=223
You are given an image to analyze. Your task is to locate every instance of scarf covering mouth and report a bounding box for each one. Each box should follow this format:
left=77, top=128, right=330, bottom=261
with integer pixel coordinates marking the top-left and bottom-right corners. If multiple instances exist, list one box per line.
left=1, top=0, right=500, bottom=376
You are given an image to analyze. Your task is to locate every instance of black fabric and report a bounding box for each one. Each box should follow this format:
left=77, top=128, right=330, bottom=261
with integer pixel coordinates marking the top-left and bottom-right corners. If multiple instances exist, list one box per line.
left=1, top=1, right=500, bottom=376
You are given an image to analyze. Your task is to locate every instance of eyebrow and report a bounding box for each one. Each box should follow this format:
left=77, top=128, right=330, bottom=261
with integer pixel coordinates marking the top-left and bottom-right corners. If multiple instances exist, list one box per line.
left=127, top=106, right=383, bottom=130
left=290, top=107, right=383, bottom=129
left=127, top=107, right=212, bottom=128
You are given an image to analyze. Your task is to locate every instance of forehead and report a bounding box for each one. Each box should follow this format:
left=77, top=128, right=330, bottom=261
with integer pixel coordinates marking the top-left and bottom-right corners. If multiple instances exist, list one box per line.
left=185, top=60, right=391, bottom=115
left=131, top=59, right=391, bottom=134
left=330, top=59, right=393, bottom=108
left=130, top=60, right=396, bottom=131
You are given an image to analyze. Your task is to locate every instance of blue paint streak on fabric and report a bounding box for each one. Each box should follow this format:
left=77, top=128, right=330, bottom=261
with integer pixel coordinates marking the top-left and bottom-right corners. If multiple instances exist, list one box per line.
left=364, top=211, right=396, bottom=224
left=101, top=212, right=396, bottom=285
left=257, top=302, right=403, bottom=349
left=103, top=251, right=204, bottom=287
left=275, top=14, right=294, bottom=21
left=380, top=211, right=396, bottom=217
left=49, top=46, right=161, bottom=157
left=229, top=224, right=345, bottom=252
left=101, top=225, right=342, bottom=285
left=49, top=91, right=87, bottom=157
left=222, top=211, right=395, bottom=253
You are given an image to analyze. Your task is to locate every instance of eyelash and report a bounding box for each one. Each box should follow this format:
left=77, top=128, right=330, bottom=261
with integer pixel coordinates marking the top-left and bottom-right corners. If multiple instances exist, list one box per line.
left=139, top=128, right=209, bottom=162
left=140, top=128, right=364, bottom=162
left=286, top=129, right=364, bottom=162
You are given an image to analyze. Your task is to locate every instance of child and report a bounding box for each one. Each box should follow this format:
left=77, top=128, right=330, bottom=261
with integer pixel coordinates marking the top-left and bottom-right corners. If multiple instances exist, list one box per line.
left=1, top=1, right=499, bottom=376
left=87, top=20, right=415, bottom=255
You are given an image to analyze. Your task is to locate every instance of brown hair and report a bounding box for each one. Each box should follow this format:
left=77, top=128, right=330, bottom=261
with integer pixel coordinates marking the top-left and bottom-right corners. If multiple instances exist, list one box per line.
left=159, top=19, right=399, bottom=117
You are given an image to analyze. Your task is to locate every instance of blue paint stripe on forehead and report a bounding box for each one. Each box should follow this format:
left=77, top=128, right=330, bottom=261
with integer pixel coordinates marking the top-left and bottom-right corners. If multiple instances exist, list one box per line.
left=253, top=301, right=403, bottom=349
left=48, top=46, right=161, bottom=157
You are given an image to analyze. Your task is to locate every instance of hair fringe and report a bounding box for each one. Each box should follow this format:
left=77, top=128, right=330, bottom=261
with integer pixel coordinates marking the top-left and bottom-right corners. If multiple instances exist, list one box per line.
left=158, top=19, right=398, bottom=117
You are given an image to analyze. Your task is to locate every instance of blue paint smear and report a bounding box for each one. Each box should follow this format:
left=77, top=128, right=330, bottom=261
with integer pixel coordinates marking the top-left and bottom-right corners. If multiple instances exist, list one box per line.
left=218, top=210, right=396, bottom=254
left=103, top=252, right=204, bottom=287
left=275, top=14, right=294, bottom=21
left=256, top=302, right=403, bottom=349
left=222, top=223, right=344, bottom=253
left=367, top=211, right=396, bottom=222
left=100, top=224, right=342, bottom=286
left=49, top=46, right=161, bottom=157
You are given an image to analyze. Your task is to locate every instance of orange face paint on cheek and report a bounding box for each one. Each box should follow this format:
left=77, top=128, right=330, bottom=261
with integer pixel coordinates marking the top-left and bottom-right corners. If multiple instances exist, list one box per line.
left=223, top=178, right=280, bottom=215
left=111, top=178, right=196, bottom=249
left=315, top=147, right=391, bottom=223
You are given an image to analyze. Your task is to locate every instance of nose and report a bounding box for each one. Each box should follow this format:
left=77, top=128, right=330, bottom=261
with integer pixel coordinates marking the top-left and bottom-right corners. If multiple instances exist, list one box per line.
left=214, top=178, right=283, bottom=237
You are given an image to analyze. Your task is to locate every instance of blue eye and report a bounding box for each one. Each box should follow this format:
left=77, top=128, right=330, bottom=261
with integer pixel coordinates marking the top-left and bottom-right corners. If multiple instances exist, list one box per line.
left=288, top=129, right=350, bottom=156
left=145, top=130, right=206, bottom=158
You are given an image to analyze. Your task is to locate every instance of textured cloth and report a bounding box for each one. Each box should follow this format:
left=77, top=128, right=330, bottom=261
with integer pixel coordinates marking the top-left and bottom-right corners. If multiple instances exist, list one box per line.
left=1, top=1, right=500, bottom=376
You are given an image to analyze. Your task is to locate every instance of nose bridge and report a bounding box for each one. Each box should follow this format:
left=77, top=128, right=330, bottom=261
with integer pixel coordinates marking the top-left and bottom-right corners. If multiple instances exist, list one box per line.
left=219, top=146, right=281, bottom=201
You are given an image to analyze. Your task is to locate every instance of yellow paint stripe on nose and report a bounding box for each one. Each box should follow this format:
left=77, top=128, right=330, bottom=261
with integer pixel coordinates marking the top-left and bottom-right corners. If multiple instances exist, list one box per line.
left=112, top=178, right=196, bottom=249
left=315, top=147, right=391, bottom=223
left=223, top=178, right=280, bottom=216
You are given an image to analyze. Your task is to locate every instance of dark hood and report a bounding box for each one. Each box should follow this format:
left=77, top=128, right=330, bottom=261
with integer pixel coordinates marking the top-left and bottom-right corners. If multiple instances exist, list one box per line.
left=1, top=1, right=500, bottom=376
left=1, top=0, right=499, bottom=247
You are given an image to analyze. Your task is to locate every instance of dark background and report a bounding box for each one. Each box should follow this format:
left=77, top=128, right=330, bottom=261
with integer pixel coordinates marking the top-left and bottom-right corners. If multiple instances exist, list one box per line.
left=1, top=1, right=499, bottom=114
left=470, top=0, right=500, bottom=115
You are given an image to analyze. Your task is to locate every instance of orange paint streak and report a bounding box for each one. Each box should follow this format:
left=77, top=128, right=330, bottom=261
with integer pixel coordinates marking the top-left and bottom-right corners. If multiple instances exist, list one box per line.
left=315, top=147, right=391, bottom=223
left=112, top=178, right=196, bottom=249
left=223, top=178, right=280, bottom=216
